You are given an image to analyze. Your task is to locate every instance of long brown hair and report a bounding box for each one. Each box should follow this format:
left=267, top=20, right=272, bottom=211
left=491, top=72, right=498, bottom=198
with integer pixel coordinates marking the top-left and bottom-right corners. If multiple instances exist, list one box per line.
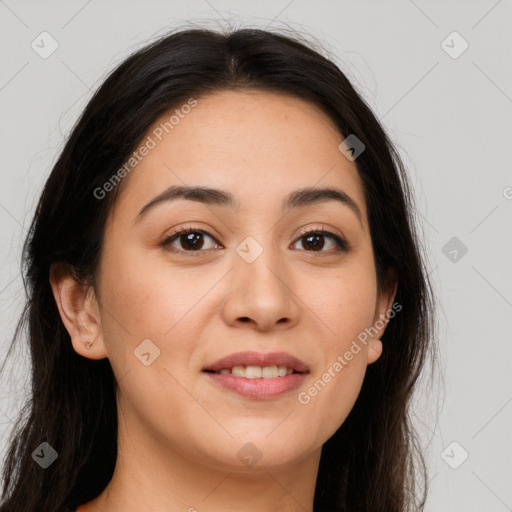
left=0, top=26, right=435, bottom=512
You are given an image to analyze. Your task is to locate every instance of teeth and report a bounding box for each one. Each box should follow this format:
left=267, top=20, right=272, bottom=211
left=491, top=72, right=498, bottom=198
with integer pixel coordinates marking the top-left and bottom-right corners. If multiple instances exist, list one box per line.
left=262, top=365, right=278, bottom=378
left=215, top=365, right=295, bottom=378
left=245, top=366, right=262, bottom=379
left=231, top=365, right=245, bottom=377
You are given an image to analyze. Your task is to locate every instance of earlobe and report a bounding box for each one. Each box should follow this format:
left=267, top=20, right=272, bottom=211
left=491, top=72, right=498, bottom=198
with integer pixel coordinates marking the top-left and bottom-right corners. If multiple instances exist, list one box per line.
left=366, top=270, right=397, bottom=366
left=367, top=338, right=383, bottom=364
left=49, top=263, right=107, bottom=360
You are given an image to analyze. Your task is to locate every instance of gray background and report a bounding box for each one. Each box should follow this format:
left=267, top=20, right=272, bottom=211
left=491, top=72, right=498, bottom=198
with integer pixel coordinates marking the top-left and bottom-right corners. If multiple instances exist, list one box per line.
left=1, top=1, right=511, bottom=510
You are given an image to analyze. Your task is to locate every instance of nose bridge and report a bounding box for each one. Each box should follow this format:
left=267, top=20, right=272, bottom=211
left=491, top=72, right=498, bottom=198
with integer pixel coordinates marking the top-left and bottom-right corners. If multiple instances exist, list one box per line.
left=234, top=233, right=287, bottom=293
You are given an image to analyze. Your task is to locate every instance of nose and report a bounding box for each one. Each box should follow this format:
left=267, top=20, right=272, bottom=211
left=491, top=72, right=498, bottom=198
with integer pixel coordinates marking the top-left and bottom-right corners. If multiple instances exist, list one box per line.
left=220, top=239, right=301, bottom=332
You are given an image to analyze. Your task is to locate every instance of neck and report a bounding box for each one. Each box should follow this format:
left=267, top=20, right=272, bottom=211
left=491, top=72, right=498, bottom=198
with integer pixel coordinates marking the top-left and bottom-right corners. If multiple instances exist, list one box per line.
left=80, top=401, right=321, bottom=512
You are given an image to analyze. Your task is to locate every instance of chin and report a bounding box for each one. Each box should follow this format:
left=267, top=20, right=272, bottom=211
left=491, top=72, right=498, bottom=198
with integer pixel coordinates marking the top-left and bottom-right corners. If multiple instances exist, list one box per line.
left=216, top=432, right=317, bottom=471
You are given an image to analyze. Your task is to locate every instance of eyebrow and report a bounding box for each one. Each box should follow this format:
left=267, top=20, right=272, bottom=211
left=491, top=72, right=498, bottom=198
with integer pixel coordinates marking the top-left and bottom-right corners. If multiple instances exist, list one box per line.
left=136, top=185, right=363, bottom=226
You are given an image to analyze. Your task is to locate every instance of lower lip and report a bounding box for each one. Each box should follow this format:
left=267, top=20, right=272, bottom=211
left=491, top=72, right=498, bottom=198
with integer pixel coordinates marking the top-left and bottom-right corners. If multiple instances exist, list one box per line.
left=203, top=372, right=308, bottom=399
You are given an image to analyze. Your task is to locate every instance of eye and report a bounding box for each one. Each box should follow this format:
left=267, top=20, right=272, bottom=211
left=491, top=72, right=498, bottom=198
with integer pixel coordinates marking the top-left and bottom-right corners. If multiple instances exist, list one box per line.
left=291, top=226, right=349, bottom=253
left=161, top=226, right=221, bottom=254
left=161, top=225, right=349, bottom=255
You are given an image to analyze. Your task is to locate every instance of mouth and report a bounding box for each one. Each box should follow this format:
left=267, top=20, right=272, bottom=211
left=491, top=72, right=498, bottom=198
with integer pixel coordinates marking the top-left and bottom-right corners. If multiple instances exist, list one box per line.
left=202, top=351, right=309, bottom=399
left=203, top=365, right=302, bottom=377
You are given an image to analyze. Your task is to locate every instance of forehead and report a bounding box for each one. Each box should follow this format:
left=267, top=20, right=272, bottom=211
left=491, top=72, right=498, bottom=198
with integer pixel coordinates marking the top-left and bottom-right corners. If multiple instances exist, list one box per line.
left=112, top=89, right=367, bottom=223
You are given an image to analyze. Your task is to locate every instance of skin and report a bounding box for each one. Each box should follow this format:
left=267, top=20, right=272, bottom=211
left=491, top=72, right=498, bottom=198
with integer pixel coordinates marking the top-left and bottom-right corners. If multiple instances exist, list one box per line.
left=50, top=90, right=397, bottom=512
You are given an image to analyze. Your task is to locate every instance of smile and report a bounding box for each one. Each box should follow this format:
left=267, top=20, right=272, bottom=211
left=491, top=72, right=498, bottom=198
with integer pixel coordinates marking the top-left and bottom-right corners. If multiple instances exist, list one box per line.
left=202, top=351, right=310, bottom=399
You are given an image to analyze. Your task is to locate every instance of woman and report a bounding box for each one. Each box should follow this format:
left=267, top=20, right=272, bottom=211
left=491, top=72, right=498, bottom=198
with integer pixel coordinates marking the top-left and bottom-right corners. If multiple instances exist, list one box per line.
left=0, top=26, right=435, bottom=512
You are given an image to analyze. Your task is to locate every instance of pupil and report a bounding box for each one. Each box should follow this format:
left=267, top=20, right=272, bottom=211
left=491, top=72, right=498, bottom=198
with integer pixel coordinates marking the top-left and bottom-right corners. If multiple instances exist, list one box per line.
left=183, top=232, right=203, bottom=250
left=305, top=234, right=324, bottom=251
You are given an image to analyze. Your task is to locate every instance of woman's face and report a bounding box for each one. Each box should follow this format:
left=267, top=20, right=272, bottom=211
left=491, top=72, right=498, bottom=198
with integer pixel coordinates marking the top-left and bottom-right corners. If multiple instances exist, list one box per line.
left=84, top=90, right=396, bottom=470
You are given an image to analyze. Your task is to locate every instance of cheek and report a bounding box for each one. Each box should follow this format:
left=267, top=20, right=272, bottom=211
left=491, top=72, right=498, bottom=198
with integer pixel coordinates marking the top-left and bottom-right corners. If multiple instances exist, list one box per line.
left=303, top=253, right=378, bottom=346
left=293, top=256, right=377, bottom=434
left=96, top=247, right=210, bottom=427
left=296, top=351, right=367, bottom=446
left=97, top=242, right=224, bottom=385
left=99, top=241, right=205, bottom=338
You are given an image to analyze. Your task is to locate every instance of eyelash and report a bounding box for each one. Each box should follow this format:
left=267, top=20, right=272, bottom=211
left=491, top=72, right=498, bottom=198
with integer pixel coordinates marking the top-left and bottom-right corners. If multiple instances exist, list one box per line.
left=160, top=225, right=350, bottom=255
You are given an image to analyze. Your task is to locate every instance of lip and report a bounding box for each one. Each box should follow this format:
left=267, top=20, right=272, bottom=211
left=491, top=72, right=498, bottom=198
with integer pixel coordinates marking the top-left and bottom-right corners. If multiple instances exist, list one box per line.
left=204, top=372, right=308, bottom=399
left=202, top=351, right=309, bottom=400
left=202, top=351, right=309, bottom=373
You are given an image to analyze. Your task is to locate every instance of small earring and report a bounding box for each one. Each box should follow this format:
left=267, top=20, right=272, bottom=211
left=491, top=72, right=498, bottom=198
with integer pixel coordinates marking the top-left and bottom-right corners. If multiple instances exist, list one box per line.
left=85, top=341, right=93, bottom=350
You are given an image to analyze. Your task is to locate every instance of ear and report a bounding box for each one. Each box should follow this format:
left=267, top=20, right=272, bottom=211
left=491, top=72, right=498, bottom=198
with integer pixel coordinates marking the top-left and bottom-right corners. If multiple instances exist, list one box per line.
left=367, top=268, right=398, bottom=365
left=49, top=262, right=107, bottom=360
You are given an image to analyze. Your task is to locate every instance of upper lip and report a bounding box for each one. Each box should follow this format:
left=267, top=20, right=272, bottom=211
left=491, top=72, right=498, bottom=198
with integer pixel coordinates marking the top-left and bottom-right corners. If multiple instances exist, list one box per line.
left=203, top=351, right=309, bottom=373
